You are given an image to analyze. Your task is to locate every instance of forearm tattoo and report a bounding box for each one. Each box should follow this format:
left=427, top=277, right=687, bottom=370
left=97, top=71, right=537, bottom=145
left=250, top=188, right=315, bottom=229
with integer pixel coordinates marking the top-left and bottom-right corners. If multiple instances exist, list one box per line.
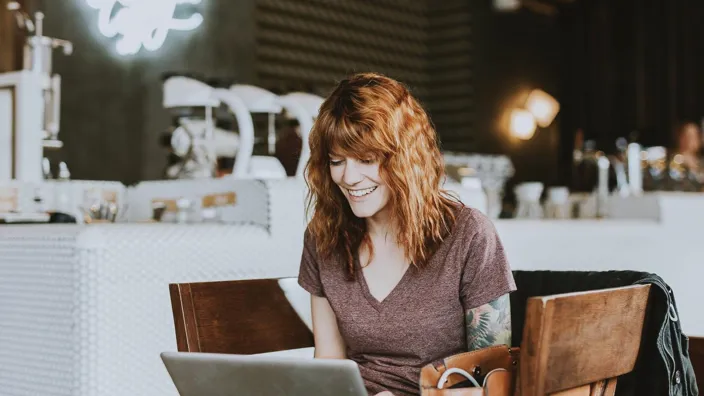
left=465, top=294, right=512, bottom=350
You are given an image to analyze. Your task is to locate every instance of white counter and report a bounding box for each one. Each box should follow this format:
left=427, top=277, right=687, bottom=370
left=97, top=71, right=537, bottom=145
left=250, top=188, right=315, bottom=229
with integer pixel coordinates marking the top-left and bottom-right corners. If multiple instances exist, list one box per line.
left=0, top=214, right=701, bottom=396
left=607, top=191, right=704, bottom=224
left=0, top=178, right=309, bottom=396
left=495, top=219, right=702, bottom=335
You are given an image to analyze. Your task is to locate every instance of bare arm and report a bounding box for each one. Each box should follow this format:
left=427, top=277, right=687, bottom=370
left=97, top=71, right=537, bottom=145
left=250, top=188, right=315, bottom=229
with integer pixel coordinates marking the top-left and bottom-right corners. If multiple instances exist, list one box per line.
left=465, top=294, right=512, bottom=350
left=311, top=295, right=347, bottom=359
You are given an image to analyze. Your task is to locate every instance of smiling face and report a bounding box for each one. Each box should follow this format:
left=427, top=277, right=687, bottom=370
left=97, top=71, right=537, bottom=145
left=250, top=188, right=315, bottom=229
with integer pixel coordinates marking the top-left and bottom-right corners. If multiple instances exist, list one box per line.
left=329, top=155, right=391, bottom=220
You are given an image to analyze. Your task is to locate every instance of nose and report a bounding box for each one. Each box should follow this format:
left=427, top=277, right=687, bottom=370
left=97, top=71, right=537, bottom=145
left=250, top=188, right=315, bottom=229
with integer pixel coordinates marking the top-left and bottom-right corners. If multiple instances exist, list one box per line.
left=342, top=160, right=363, bottom=186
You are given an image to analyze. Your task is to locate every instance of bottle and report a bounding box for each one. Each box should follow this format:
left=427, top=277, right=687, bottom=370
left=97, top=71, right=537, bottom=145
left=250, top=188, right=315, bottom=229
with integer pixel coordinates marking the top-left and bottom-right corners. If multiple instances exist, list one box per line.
left=54, top=161, right=72, bottom=214
left=57, top=161, right=70, bottom=180
left=626, top=143, right=643, bottom=196
left=42, top=157, right=53, bottom=179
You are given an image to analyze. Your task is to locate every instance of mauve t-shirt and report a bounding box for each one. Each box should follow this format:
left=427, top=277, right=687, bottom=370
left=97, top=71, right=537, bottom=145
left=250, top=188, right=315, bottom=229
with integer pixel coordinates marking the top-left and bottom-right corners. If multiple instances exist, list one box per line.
left=298, top=206, right=516, bottom=396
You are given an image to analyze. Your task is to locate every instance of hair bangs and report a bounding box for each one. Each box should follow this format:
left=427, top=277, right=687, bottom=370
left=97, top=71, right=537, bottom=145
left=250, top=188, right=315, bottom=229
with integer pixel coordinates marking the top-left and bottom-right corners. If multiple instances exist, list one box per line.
left=323, top=116, right=386, bottom=161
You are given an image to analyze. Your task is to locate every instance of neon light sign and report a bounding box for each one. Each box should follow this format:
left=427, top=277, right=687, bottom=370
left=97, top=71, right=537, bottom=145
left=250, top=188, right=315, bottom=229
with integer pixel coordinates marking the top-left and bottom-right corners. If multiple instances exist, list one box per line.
left=85, top=0, right=203, bottom=56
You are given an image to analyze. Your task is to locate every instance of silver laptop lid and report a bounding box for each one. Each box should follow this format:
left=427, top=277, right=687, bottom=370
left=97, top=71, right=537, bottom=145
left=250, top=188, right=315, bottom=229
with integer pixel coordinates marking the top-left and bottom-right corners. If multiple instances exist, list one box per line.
left=160, top=351, right=368, bottom=396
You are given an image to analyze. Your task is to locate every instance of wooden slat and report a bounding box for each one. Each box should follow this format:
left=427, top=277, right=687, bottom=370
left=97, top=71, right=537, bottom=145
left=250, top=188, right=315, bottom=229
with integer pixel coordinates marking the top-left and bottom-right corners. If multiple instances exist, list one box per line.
left=520, top=284, right=651, bottom=395
left=169, top=283, right=201, bottom=352
left=168, top=279, right=314, bottom=355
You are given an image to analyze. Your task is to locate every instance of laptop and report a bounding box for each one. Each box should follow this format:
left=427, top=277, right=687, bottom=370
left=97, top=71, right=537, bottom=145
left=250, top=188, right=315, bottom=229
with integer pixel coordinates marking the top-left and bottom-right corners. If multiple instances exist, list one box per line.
left=160, top=351, right=368, bottom=396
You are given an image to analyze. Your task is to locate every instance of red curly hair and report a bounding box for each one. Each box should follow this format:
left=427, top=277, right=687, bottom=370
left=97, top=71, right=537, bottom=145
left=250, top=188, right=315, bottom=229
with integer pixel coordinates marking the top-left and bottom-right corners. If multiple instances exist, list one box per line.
left=305, top=73, right=459, bottom=279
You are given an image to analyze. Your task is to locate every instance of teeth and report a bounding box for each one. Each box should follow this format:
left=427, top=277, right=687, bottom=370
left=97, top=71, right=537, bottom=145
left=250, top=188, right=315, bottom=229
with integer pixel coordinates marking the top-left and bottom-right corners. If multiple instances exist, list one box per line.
left=348, top=186, right=377, bottom=197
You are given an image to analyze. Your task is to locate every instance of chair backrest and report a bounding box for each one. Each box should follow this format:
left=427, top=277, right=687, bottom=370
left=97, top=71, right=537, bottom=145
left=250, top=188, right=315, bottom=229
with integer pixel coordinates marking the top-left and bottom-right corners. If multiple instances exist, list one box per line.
left=519, top=284, right=651, bottom=396
left=689, top=336, right=704, bottom=394
left=169, top=278, right=314, bottom=354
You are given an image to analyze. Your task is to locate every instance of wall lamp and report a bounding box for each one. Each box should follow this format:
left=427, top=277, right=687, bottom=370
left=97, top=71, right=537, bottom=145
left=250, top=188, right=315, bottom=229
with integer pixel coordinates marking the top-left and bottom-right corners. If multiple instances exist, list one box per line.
left=509, top=89, right=560, bottom=140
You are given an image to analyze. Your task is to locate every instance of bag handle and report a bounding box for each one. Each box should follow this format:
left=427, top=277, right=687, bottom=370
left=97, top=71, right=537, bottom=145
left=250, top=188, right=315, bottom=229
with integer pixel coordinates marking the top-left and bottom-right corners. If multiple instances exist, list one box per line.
left=482, top=368, right=508, bottom=385
left=437, top=367, right=481, bottom=389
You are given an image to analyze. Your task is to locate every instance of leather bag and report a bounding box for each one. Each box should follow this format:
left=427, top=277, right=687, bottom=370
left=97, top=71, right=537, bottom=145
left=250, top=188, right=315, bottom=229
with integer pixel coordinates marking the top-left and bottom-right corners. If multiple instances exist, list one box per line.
left=419, top=345, right=520, bottom=396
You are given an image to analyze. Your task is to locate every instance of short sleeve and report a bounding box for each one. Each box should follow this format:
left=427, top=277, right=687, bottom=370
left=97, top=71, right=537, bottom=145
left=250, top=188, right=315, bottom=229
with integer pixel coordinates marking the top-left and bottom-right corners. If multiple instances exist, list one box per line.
left=460, top=210, right=516, bottom=310
left=297, top=228, right=325, bottom=297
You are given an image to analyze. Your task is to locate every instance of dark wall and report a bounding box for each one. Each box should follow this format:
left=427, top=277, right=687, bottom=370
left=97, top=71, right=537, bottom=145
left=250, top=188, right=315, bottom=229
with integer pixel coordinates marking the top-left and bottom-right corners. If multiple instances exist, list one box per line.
left=471, top=1, right=563, bottom=187
left=254, top=0, right=565, bottom=188
left=41, top=0, right=482, bottom=183
left=254, top=0, right=427, bottom=95
left=560, top=0, right=704, bottom=153
left=40, top=0, right=258, bottom=183
left=30, top=1, right=703, bottom=186
left=39, top=0, right=701, bottom=188
left=40, top=0, right=146, bottom=184
left=426, top=2, right=474, bottom=152
left=466, top=0, right=704, bottom=189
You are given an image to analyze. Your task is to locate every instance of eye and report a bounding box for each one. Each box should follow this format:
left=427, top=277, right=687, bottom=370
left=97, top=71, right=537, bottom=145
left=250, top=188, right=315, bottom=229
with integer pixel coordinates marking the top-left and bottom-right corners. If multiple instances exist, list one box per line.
left=329, top=159, right=344, bottom=166
left=360, top=158, right=376, bottom=165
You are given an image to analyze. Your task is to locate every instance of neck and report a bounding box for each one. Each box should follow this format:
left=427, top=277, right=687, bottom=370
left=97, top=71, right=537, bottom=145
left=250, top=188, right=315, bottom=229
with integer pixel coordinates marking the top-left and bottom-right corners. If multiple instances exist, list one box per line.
left=365, top=207, right=395, bottom=240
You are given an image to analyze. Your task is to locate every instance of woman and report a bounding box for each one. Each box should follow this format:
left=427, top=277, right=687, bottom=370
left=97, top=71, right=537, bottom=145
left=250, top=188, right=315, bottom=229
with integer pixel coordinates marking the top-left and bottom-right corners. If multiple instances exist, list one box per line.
left=298, top=73, right=516, bottom=396
left=672, top=121, right=702, bottom=172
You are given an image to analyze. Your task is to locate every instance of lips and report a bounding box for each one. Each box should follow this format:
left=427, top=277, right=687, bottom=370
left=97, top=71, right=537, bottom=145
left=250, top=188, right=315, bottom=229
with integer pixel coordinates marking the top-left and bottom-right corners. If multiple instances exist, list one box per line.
left=347, top=186, right=378, bottom=197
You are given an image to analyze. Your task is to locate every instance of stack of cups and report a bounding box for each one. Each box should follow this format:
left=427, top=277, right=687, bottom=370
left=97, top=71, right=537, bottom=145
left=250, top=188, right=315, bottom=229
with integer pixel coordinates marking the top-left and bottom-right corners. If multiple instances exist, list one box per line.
left=513, top=182, right=544, bottom=219
left=544, top=186, right=570, bottom=219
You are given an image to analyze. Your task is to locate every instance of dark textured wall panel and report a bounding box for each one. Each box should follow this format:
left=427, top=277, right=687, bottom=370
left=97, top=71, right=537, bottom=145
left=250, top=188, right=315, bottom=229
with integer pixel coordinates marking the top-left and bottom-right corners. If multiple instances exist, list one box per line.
left=255, top=0, right=429, bottom=97
left=426, top=2, right=474, bottom=152
left=255, top=0, right=474, bottom=151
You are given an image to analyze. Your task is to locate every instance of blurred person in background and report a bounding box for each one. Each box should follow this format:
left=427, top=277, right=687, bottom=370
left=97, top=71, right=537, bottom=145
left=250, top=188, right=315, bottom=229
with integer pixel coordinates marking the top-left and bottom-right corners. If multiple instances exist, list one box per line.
left=275, top=115, right=303, bottom=176
left=672, top=120, right=702, bottom=172
left=671, top=121, right=703, bottom=190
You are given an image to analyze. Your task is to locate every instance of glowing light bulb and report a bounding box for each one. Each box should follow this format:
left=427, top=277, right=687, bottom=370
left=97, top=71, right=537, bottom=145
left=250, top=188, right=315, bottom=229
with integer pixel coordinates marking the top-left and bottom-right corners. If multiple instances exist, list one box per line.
left=525, top=89, right=560, bottom=127
left=510, top=109, right=537, bottom=140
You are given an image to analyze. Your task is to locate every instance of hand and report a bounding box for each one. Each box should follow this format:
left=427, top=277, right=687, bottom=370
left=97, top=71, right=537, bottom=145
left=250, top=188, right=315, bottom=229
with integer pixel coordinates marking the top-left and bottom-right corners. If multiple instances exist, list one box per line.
left=374, top=392, right=394, bottom=396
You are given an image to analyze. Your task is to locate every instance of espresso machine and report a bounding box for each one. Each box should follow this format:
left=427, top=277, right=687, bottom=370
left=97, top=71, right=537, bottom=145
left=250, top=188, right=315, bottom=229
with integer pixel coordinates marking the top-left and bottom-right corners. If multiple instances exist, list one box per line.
left=161, top=74, right=325, bottom=180
left=215, top=85, right=324, bottom=179
left=0, top=2, right=72, bottom=182
left=161, top=75, right=232, bottom=179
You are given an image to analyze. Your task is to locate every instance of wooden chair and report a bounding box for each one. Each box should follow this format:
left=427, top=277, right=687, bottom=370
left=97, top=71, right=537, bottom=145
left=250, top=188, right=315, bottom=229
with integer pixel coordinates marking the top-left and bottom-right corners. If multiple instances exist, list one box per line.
left=167, top=278, right=656, bottom=395
left=169, top=278, right=314, bottom=354
left=688, top=336, right=704, bottom=394
left=518, top=284, right=651, bottom=396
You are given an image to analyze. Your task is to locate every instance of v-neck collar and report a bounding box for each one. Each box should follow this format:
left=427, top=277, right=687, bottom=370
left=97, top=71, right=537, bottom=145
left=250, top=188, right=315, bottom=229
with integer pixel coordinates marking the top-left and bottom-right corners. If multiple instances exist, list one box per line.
left=355, top=256, right=413, bottom=312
